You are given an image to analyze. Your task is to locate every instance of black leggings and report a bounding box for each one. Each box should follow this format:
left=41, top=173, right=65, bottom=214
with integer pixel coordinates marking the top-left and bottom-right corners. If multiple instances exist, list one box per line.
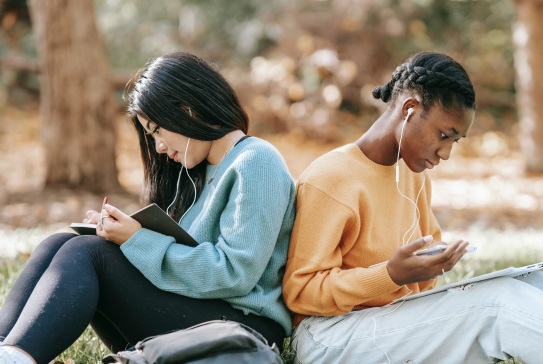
left=0, top=233, right=284, bottom=364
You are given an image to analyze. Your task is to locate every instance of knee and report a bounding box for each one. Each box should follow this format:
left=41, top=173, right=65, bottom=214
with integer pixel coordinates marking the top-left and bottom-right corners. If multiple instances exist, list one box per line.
left=477, top=277, right=543, bottom=313
left=33, top=232, right=78, bottom=257
left=491, top=277, right=536, bottom=299
left=54, top=234, right=117, bottom=264
left=57, top=234, right=109, bottom=253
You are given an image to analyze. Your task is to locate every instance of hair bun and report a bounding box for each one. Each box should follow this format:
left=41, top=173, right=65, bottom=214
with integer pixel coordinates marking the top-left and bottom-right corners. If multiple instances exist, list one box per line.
left=372, top=86, right=383, bottom=100
left=372, top=84, right=393, bottom=102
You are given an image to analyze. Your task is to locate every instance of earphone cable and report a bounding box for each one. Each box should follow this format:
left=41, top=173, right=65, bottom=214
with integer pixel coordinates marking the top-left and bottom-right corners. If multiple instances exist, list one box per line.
left=167, top=166, right=184, bottom=215
left=179, top=138, right=197, bottom=223
left=373, top=109, right=425, bottom=363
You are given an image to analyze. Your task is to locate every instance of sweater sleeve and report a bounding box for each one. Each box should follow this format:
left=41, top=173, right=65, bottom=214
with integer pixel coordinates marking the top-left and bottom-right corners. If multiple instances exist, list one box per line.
left=120, top=152, right=294, bottom=299
left=283, top=183, right=402, bottom=316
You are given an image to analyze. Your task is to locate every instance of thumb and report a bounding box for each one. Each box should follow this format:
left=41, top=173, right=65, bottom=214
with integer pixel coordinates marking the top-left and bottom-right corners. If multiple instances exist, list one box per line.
left=103, top=204, right=127, bottom=221
left=404, top=235, right=433, bottom=254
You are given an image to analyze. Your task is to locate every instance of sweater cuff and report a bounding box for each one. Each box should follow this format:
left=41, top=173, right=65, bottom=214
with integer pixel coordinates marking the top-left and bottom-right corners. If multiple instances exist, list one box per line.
left=121, top=228, right=193, bottom=260
left=121, top=228, right=162, bottom=251
left=357, top=263, right=402, bottom=296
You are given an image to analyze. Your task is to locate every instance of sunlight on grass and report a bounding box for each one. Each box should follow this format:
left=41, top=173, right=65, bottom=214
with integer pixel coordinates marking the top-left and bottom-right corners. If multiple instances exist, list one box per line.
left=439, top=227, right=543, bottom=286
left=0, top=227, right=57, bottom=259
left=0, top=258, right=24, bottom=304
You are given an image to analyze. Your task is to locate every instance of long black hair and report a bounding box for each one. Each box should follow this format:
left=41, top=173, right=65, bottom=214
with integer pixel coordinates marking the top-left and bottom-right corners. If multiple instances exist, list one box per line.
left=372, top=52, right=476, bottom=113
left=127, top=52, right=249, bottom=222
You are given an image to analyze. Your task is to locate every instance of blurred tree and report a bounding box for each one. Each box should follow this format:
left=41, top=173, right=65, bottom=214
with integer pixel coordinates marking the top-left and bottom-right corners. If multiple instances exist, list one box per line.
left=0, top=0, right=30, bottom=52
left=0, top=0, right=38, bottom=106
left=28, top=0, right=120, bottom=192
left=513, top=0, right=543, bottom=173
left=0, top=0, right=525, bottom=147
left=223, top=0, right=514, bottom=140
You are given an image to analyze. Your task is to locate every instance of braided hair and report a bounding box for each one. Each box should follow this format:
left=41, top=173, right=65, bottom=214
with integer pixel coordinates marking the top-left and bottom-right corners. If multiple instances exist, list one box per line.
left=372, top=52, right=476, bottom=112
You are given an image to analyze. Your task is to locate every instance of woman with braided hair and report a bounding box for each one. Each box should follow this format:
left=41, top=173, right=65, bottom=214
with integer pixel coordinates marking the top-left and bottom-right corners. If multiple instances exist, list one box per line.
left=282, top=51, right=543, bottom=363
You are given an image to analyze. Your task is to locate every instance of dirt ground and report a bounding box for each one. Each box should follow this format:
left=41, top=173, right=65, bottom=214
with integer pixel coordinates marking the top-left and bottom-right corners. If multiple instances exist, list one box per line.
left=1, top=105, right=543, bottom=259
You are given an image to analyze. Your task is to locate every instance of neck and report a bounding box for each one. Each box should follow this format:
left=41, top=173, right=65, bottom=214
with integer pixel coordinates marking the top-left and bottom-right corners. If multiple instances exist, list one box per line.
left=355, top=109, right=401, bottom=166
left=207, top=130, right=246, bottom=165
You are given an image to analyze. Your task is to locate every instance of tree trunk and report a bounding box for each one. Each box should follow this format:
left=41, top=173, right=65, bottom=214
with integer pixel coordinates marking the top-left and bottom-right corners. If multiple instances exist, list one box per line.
left=514, top=0, right=543, bottom=173
left=28, top=0, right=120, bottom=192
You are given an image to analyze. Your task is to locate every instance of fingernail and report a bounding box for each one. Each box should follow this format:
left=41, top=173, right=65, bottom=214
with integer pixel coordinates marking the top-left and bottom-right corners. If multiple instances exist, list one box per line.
left=423, top=235, right=433, bottom=243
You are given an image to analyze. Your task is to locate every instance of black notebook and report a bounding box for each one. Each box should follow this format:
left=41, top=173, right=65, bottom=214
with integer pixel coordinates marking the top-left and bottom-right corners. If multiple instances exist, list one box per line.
left=70, top=203, right=198, bottom=247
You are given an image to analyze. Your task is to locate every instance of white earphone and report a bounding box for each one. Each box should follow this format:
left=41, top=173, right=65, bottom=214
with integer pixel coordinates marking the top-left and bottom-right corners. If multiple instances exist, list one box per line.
left=395, top=105, right=426, bottom=247
left=180, top=138, right=197, bottom=222
left=166, top=138, right=198, bottom=223
left=396, top=107, right=414, bottom=183
left=374, top=105, right=425, bottom=364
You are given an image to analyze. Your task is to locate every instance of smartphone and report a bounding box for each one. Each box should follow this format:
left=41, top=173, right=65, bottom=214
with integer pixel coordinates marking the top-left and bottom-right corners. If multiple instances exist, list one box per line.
left=414, top=244, right=448, bottom=256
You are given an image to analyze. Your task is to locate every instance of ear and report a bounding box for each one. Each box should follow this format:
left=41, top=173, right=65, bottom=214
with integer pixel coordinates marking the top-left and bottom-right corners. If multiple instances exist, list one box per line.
left=401, top=98, right=420, bottom=121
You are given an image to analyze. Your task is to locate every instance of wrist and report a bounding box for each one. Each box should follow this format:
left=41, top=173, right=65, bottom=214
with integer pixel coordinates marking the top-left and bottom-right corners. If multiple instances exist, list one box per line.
left=386, top=261, right=404, bottom=286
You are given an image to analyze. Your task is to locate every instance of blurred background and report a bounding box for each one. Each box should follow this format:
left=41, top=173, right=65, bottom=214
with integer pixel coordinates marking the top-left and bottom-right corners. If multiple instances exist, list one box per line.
left=1, top=1, right=543, bottom=361
left=1, top=0, right=543, bottom=265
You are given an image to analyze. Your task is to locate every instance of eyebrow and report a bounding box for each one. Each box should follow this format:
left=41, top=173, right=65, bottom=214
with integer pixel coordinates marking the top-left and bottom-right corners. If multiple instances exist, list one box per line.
left=145, top=120, right=154, bottom=133
left=449, top=128, right=466, bottom=138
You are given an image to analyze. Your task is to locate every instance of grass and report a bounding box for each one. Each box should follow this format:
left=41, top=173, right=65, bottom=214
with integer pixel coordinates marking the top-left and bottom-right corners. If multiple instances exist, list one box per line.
left=0, top=257, right=110, bottom=363
left=0, top=235, right=537, bottom=364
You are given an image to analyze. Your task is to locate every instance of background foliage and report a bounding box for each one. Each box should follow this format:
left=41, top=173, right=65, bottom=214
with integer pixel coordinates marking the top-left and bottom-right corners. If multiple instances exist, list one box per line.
left=1, top=0, right=517, bottom=141
left=0, top=1, right=540, bottom=363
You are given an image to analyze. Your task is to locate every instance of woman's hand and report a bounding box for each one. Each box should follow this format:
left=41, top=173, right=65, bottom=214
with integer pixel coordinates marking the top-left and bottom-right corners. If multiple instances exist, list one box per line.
left=96, top=204, right=142, bottom=245
left=386, top=235, right=470, bottom=286
left=83, top=209, right=101, bottom=224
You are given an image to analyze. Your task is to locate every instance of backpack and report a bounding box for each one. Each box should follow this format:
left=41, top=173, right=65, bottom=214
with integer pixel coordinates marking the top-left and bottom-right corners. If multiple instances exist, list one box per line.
left=102, top=320, right=283, bottom=364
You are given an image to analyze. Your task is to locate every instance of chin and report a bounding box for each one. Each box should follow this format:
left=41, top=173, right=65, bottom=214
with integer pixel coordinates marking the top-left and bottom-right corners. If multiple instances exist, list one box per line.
left=405, top=161, right=426, bottom=173
left=182, top=160, right=202, bottom=169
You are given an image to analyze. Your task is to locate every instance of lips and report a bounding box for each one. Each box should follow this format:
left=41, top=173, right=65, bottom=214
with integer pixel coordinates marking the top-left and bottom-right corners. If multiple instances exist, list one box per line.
left=168, top=152, right=178, bottom=162
left=425, top=160, right=439, bottom=169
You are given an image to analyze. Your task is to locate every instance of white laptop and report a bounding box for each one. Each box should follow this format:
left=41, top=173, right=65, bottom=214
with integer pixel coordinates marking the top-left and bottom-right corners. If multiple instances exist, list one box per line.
left=393, top=261, right=543, bottom=303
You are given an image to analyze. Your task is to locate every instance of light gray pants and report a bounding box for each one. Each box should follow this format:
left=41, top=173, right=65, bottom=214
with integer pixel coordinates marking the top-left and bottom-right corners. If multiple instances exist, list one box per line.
left=292, top=271, right=543, bottom=364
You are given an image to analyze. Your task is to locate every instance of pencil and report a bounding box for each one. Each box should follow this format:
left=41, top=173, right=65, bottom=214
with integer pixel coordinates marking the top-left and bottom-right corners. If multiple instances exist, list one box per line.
left=101, top=196, right=108, bottom=212
left=100, top=196, right=108, bottom=223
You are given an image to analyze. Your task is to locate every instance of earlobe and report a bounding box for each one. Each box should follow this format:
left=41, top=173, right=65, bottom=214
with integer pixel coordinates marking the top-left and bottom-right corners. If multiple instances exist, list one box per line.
left=403, top=107, right=414, bottom=124
left=401, top=97, right=420, bottom=121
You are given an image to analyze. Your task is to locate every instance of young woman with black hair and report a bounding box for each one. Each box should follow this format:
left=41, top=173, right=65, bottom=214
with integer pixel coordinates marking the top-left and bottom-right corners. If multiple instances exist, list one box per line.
left=282, top=51, right=543, bottom=363
left=0, top=52, right=296, bottom=364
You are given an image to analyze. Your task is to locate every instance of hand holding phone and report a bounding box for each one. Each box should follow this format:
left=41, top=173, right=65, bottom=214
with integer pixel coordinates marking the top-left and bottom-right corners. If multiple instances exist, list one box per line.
left=414, top=244, right=448, bottom=256
left=415, top=244, right=477, bottom=256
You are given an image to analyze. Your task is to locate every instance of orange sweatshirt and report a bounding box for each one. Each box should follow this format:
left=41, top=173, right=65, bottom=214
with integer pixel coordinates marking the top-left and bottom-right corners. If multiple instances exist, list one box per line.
left=282, top=144, right=441, bottom=326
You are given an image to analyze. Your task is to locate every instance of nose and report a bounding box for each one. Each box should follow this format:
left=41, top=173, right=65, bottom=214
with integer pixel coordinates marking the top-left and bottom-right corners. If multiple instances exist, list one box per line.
left=155, top=140, right=167, bottom=154
left=437, top=144, right=452, bottom=161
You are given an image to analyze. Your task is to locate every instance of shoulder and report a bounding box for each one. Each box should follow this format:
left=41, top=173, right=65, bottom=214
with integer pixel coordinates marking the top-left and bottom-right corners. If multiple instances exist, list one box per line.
left=231, top=137, right=290, bottom=173
left=295, top=144, right=383, bottom=209
left=298, top=144, right=359, bottom=187
left=235, top=137, right=285, bottom=160
left=227, top=137, right=294, bottom=186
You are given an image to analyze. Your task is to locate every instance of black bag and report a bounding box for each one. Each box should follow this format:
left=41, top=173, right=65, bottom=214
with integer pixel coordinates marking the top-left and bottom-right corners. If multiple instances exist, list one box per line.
left=102, top=320, right=283, bottom=364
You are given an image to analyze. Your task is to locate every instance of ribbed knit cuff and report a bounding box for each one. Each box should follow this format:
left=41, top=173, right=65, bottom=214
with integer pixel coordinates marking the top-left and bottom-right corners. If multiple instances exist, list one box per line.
left=358, top=263, right=402, bottom=296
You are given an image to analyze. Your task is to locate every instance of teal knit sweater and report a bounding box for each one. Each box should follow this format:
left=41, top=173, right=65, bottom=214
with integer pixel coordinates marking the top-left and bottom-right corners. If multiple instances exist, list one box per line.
left=121, top=137, right=296, bottom=334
